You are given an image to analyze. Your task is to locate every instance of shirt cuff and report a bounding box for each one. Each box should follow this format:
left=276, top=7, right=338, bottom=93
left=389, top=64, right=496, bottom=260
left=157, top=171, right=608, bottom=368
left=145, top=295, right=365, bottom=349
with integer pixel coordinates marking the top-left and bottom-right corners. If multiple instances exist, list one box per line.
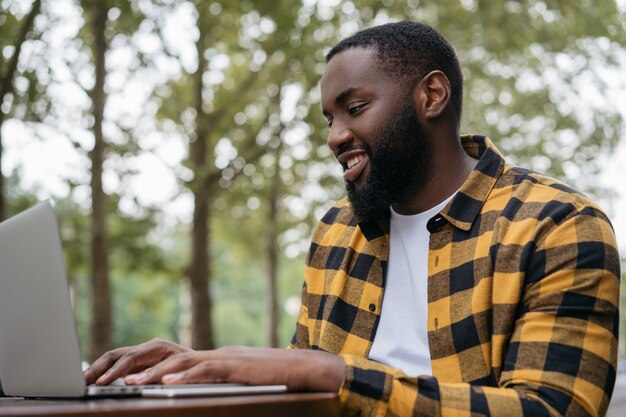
left=338, top=354, right=394, bottom=417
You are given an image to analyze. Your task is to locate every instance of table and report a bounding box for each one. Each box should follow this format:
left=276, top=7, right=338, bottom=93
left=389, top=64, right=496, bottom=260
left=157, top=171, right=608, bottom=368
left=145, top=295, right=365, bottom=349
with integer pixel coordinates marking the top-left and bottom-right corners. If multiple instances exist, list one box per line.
left=0, top=392, right=340, bottom=417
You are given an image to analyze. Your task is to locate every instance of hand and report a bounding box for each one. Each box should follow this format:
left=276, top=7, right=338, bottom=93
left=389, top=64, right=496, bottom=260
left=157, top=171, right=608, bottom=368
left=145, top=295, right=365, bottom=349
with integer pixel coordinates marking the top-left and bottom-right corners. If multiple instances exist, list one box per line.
left=84, top=338, right=192, bottom=386
left=123, top=346, right=345, bottom=392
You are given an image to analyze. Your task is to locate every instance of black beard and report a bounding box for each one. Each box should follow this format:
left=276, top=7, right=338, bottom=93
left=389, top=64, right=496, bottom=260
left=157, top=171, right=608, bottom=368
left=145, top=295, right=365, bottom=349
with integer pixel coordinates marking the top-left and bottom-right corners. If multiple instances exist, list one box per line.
left=346, top=99, right=434, bottom=221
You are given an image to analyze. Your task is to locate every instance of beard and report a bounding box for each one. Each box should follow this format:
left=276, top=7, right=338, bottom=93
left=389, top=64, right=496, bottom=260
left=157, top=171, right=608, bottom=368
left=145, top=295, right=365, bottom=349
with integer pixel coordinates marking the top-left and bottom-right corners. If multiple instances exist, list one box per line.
left=346, top=98, right=434, bottom=221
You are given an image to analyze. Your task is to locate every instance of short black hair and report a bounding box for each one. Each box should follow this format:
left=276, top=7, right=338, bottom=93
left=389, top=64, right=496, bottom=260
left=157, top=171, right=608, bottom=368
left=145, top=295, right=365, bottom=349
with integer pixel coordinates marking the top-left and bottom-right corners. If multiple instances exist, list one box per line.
left=326, top=21, right=463, bottom=118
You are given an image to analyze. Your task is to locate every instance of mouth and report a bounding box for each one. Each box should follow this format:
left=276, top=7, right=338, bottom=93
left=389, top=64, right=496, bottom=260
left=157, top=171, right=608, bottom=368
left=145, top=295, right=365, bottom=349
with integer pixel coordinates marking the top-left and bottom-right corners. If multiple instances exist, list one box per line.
left=347, top=155, right=366, bottom=169
left=337, top=149, right=370, bottom=183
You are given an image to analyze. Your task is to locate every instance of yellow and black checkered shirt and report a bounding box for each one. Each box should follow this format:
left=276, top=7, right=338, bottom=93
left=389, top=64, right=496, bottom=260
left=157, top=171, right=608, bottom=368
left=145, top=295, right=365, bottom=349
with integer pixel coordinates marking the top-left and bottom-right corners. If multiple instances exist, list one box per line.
left=290, top=135, right=620, bottom=417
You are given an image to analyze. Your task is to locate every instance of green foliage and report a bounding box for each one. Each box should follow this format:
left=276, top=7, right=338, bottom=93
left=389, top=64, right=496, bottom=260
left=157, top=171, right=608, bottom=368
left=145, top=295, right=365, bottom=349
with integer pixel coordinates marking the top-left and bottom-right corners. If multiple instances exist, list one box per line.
left=111, top=270, right=181, bottom=346
left=0, top=0, right=48, bottom=124
left=3, top=169, right=39, bottom=215
left=71, top=258, right=182, bottom=358
left=211, top=211, right=308, bottom=347
left=53, top=190, right=182, bottom=355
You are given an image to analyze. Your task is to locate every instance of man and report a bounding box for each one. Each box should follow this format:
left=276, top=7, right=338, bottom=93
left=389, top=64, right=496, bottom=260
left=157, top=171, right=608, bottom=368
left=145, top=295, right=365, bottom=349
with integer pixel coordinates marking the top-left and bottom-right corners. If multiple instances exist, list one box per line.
left=84, top=22, right=620, bottom=417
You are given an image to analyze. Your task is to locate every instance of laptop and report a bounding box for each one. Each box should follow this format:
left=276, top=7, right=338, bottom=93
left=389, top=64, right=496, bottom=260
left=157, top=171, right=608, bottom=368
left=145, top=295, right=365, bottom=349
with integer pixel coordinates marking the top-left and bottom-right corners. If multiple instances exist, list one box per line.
left=0, top=201, right=287, bottom=398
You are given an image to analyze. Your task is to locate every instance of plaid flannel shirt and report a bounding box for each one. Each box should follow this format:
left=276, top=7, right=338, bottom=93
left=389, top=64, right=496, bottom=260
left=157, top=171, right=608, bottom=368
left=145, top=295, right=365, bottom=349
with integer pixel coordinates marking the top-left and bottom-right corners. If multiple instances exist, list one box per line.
left=289, top=135, right=620, bottom=417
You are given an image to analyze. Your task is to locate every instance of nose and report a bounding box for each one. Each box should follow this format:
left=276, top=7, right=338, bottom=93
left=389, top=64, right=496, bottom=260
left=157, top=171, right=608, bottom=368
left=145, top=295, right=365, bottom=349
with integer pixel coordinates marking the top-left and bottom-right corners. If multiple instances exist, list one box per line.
left=327, top=122, right=354, bottom=154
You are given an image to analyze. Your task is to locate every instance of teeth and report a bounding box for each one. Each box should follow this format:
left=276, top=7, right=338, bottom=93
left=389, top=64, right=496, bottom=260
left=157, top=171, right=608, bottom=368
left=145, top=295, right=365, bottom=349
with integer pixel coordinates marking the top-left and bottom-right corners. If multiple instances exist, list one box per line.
left=347, top=155, right=364, bottom=169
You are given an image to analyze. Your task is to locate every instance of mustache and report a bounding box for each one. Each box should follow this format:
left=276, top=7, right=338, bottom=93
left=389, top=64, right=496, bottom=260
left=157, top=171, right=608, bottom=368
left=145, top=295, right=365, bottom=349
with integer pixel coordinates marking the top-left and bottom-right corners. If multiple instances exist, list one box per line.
left=335, top=143, right=369, bottom=158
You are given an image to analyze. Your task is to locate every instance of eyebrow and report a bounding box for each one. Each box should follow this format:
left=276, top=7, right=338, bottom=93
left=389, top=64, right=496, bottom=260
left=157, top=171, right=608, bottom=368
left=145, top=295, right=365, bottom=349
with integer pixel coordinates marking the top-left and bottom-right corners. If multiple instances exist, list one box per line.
left=334, top=87, right=363, bottom=106
left=322, top=87, right=365, bottom=117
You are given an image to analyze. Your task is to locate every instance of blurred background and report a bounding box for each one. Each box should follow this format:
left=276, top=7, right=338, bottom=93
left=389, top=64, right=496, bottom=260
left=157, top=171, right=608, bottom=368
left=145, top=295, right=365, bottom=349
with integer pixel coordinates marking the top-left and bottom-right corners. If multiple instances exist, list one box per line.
left=1, top=0, right=624, bottom=379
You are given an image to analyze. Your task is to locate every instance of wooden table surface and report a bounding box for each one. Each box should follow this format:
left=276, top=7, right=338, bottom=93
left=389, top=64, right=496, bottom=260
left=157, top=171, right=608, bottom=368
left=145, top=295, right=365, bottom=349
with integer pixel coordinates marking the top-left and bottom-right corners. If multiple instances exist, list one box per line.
left=0, top=392, right=340, bottom=417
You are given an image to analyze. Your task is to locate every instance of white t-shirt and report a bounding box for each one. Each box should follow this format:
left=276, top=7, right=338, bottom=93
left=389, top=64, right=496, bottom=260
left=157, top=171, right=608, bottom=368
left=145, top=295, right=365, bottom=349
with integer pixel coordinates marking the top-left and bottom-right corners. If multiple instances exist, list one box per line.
left=368, top=195, right=455, bottom=376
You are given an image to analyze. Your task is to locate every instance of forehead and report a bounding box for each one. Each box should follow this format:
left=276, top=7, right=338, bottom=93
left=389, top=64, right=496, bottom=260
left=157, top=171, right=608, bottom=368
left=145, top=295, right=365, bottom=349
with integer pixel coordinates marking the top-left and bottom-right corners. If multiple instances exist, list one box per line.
left=320, top=48, right=400, bottom=107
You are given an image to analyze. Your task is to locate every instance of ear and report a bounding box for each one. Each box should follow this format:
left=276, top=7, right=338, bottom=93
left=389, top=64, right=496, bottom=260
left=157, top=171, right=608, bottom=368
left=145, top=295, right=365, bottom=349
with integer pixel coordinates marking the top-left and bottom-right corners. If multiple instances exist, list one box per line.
left=412, top=70, right=451, bottom=120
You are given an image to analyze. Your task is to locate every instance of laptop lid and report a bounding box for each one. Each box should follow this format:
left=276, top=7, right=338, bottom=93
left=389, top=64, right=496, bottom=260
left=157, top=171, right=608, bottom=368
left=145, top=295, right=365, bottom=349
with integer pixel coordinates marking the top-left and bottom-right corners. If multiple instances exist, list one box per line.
left=0, top=201, right=86, bottom=397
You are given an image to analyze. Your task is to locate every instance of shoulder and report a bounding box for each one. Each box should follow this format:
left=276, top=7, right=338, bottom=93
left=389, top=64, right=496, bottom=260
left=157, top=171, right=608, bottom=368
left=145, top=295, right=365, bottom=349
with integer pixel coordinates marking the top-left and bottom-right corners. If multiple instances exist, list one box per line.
left=491, top=164, right=619, bottom=274
left=494, top=164, right=612, bottom=227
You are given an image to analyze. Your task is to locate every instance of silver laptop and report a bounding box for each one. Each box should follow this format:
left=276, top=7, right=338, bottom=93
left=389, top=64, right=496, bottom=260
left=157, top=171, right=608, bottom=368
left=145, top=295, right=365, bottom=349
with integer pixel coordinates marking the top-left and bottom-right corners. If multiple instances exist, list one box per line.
left=0, top=202, right=286, bottom=398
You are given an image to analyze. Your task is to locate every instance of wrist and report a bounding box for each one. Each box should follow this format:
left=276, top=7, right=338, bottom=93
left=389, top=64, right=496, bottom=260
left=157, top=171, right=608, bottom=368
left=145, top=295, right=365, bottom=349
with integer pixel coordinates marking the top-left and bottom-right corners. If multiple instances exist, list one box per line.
left=300, top=350, right=345, bottom=392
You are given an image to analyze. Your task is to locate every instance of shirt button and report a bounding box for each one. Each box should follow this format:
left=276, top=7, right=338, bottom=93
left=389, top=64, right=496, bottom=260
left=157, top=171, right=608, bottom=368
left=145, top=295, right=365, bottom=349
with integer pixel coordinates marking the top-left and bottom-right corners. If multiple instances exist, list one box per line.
left=368, top=303, right=376, bottom=312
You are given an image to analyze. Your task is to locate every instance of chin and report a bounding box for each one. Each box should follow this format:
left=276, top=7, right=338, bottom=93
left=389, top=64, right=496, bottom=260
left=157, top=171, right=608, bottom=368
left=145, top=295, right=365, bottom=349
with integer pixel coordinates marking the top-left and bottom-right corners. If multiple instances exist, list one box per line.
left=351, top=167, right=371, bottom=190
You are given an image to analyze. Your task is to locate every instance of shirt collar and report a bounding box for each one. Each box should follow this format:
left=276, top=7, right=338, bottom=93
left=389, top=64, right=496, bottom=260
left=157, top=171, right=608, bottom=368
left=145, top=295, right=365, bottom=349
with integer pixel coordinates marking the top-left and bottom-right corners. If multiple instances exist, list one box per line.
left=439, top=134, right=505, bottom=231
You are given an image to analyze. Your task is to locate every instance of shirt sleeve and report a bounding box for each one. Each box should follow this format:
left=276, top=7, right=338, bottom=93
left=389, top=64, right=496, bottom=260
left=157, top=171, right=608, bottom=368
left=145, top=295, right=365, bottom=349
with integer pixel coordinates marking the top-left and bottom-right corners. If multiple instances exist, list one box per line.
left=337, top=207, right=621, bottom=417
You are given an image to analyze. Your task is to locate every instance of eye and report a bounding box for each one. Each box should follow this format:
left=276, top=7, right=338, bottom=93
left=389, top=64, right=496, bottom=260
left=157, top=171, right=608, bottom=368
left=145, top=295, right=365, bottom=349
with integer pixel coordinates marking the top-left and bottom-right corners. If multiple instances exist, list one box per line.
left=348, top=103, right=366, bottom=115
left=326, top=117, right=333, bottom=127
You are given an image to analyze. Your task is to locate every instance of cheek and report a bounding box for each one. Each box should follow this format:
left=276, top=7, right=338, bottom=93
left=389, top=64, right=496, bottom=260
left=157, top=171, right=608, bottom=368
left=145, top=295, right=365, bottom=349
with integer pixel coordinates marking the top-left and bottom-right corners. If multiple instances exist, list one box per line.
left=354, top=113, right=387, bottom=145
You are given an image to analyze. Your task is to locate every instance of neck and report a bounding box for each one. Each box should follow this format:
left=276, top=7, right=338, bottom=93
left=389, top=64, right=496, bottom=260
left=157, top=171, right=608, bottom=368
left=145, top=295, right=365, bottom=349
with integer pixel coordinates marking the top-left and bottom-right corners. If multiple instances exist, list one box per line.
left=391, top=135, right=477, bottom=215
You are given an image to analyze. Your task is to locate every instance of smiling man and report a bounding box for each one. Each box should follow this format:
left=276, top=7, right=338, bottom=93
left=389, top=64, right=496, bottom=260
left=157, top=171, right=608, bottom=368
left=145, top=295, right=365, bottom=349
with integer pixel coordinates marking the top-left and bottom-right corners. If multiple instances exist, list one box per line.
left=85, top=22, right=620, bottom=417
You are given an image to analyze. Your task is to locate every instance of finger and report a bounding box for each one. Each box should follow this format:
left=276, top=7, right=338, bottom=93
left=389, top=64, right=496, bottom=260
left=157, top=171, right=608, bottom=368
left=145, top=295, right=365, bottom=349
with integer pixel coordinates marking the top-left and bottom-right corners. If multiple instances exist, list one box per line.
left=87, top=339, right=191, bottom=386
left=95, top=349, right=151, bottom=386
left=161, top=359, right=233, bottom=385
left=84, top=347, right=130, bottom=385
left=96, top=339, right=186, bottom=385
left=125, top=352, right=202, bottom=385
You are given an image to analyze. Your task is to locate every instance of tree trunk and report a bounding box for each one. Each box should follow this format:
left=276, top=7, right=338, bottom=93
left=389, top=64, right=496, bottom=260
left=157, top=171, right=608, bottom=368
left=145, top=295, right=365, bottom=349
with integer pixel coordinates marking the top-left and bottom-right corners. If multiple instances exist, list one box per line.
left=188, top=25, right=214, bottom=350
left=266, top=148, right=281, bottom=348
left=88, top=0, right=111, bottom=362
left=0, top=0, right=41, bottom=220
left=190, top=190, right=214, bottom=349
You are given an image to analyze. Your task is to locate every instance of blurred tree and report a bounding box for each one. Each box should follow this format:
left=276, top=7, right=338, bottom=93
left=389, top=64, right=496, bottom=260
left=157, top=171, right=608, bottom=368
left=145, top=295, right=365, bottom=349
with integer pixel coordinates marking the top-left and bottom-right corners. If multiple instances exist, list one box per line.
left=265, top=140, right=281, bottom=347
left=0, top=0, right=41, bottom=220
left=73, top=0, right=158, bottom=359
left=80, top=0, right=113, bottom=362
left=57, top=189, right=183, bottom=357
left=0, top=0, right=191, bottom=355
